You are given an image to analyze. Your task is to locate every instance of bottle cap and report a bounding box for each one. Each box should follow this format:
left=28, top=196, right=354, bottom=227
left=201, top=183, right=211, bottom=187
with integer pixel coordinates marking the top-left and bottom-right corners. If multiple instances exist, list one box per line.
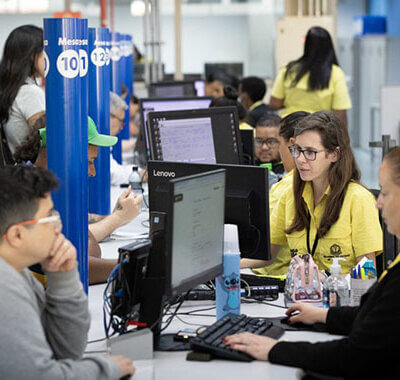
left=224, top=224, right=240, bottom=253
left=330, top=257, right=345, bottom=275
left=260, top=163, right=273, bottom=171
left=132, top=165, right=139, bottom=171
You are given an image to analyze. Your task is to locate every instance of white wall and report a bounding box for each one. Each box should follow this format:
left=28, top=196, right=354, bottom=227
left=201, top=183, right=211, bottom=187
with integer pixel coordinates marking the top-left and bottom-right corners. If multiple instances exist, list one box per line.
left=0, top=0, right=367, bottom=79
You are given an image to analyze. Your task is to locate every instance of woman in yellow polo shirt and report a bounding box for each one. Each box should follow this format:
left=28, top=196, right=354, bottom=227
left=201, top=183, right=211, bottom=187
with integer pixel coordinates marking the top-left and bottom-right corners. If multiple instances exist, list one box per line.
left=269, top=27, right=351, bottom=125
left=252, top=111, right=310, bottom=277
left=225, top=146, right=400, bottom=379
left=243, top=111, right=382, bottom=274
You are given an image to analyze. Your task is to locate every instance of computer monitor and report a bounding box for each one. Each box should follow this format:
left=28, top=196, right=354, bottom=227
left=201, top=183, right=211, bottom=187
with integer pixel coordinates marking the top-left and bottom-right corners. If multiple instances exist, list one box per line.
left=240, top=129, right=255, bottom=166
left=148, top=160, right=270, bottom=261
left=138, top=96, right=213, bottom=158
left=148, top=81, right=196, bottom=98
left=113, top=169, right=225, bottom=348
left=147, top=107, right=243, bottom=165
left=165, top=170, right=225, bottom=295
left=205, top=63, right=244, bottom=80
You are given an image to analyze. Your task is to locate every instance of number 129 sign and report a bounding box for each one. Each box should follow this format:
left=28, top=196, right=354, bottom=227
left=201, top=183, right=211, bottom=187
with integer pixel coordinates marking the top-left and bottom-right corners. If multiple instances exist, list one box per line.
left=56, top=49, right=88, bottom=79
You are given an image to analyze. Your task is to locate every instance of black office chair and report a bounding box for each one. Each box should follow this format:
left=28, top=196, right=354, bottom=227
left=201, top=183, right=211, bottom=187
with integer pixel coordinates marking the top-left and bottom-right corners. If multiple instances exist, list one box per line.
left=369, top=189, right=398, bottom=277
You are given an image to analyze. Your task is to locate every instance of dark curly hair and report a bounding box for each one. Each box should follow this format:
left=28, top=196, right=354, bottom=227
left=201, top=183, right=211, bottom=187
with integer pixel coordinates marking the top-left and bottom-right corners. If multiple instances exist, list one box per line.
left=0, top=165, right=58, bottom=237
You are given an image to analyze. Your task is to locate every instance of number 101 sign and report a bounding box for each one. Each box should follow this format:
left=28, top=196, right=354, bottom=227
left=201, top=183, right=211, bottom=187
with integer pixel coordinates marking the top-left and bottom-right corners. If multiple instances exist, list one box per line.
left=56, top=49, right=88, bottom=79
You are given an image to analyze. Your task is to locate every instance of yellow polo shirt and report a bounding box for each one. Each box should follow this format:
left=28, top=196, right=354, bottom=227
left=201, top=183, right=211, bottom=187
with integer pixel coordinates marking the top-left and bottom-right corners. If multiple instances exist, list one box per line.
left=239, top=122, right=254, bottom=131
left=272, top=64, right=352, bottom=118
left=270, top=181, right=383, bottom=274
left=252, top=170, right=294, bottom=277
left=249, top=100, right=264, bottom=112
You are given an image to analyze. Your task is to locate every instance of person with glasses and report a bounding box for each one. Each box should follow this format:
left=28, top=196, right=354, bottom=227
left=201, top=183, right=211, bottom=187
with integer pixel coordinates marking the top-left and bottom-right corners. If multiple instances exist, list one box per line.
left=225, top=147, right=400, bottom=379
left=0, top=165, right=135, bottom=380
left=251, top=111, right=310, bottom=277
left=110, top=91, right=145, bottom=186
left=242, top=111, right=382, bottom=275
left=254, top=114, right=284, bottom=175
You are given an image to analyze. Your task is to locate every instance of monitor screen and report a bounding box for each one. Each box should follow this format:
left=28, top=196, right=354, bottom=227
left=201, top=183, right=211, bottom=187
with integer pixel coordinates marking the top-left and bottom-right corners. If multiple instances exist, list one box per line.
left=167, top=170, right=225, bottom=295
left=148, top=81, right=196, bottom=98
left=148, top=160, right=270, bottom=261
left=139, top=97, right=212, bottom=154
left=147, top=106, right=242, bottom=165
left=204, top=63, right=244, bottom=80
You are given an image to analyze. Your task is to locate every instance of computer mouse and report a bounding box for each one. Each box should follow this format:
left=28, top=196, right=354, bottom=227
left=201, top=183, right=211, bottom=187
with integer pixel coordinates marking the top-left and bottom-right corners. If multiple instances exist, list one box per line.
left=280, top=311, right=300, bottom=324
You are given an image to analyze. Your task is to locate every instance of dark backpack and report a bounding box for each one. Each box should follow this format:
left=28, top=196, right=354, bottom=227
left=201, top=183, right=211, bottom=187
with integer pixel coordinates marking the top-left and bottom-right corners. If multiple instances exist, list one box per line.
left=0, top=124, right=14, bottom=168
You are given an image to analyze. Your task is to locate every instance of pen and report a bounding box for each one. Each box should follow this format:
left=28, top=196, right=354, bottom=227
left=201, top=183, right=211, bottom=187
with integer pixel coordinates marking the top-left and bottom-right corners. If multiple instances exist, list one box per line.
left=360, top=268, right=366, bottom=280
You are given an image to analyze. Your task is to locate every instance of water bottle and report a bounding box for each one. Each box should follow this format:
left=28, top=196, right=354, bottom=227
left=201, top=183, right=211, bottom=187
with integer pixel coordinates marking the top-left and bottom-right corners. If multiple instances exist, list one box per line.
left=323, top=258, right=350, bottom=308
left=128, top=166, right=143, bottom=195
left=260, top=163, right=279, bottom=189
left=216, top=225, right=241, bottom=320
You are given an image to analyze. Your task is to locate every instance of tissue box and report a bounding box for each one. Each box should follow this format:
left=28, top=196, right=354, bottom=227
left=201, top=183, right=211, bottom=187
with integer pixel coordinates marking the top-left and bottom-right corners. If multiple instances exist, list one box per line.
left=350, top=278, right=376, bottom=306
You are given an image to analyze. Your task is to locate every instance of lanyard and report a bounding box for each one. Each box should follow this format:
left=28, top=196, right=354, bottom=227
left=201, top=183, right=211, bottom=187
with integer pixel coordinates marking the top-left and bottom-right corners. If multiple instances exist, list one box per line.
left=306, top=212, right=319, bottom=256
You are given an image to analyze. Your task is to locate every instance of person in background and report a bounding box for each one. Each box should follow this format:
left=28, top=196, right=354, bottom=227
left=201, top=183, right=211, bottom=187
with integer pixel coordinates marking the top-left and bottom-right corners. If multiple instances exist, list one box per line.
left=122, top=94, right=140, bottom=153
left=239, top=76, right=273, bottom=128
left=269, top=26, right=351, bottom=125
left=129, top=94, right=140, bottom=138
left=209, top=85, right=250, bottom=129
left=205, top=72, right=239, bottom=98
left=0, top=25, right=45, bottom=157
left=0, top=165, right=135, bottom=379
left=254, top=114, right=284, bottom=175
left=110, top=91, right=142, bottom=186
left=225, top=147, right=400, bottom=379
left=252, top=111, right=310, bottom=277
left=242, top=111, right=382, bottom=274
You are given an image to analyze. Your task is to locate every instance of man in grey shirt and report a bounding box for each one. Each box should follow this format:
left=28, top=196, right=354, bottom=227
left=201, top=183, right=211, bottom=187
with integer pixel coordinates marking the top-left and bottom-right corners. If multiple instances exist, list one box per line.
left=0, top=165, right=135, bottom=379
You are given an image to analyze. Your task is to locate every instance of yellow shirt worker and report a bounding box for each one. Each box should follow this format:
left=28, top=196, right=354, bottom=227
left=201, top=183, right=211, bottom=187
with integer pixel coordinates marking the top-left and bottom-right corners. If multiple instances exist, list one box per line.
left=271, top=64, right=352, bottom=118
left=270, top=181, right=383, bottom=273
left=252, top=170, right=294, bottom=276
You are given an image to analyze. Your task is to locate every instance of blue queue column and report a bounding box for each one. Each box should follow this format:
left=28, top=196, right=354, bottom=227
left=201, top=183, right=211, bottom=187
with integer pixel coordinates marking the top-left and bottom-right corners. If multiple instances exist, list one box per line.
left=88, top=27, right=112, bottom=215
left=111, top=32, right=122, bottom=164
left=44, top=18, right=89, bottom=292
left=120, top=34, right=133, bottom=141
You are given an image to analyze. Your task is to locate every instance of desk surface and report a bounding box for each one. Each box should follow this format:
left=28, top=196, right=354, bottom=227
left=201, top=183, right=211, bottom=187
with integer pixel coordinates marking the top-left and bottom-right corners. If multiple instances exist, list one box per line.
left=87, top=187, right=342, bottom=380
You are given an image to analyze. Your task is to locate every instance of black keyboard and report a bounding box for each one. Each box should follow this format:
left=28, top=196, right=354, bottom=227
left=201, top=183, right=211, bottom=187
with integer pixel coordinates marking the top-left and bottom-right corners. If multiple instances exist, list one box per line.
left=190, top=313, right=284, bottom=362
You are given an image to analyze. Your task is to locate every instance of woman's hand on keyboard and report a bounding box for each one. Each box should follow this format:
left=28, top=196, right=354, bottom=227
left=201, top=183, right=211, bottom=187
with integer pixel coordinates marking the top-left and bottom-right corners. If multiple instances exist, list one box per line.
left=222, top=332, right=277, bottom=361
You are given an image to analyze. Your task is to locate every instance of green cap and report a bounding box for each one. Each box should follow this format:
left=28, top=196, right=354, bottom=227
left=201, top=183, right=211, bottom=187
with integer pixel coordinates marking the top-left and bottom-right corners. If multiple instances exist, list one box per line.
left=39, top=116, right=118, bottom=148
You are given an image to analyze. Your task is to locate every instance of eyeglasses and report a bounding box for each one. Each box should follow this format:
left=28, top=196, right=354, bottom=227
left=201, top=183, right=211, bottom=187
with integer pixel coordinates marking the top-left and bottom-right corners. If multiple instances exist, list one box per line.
left=289, top=145, right=327, bottom=161
left=2, top=210, right=61, bottom=239
left=254, top=137, right=279, bottom=148
left=111, top=113, right=125, bottom=124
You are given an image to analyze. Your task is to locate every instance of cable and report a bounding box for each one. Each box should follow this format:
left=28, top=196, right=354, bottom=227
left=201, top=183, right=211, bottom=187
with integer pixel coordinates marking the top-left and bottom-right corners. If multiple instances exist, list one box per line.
left=174, top=315, right=211, bottom=328
left=85, top=349, right=108, bottom=354
left=241, top=299, right=286, bottom=309
left=87, top=337, right=107, bottom=344
left=141, top=219, right=150, bottom=228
